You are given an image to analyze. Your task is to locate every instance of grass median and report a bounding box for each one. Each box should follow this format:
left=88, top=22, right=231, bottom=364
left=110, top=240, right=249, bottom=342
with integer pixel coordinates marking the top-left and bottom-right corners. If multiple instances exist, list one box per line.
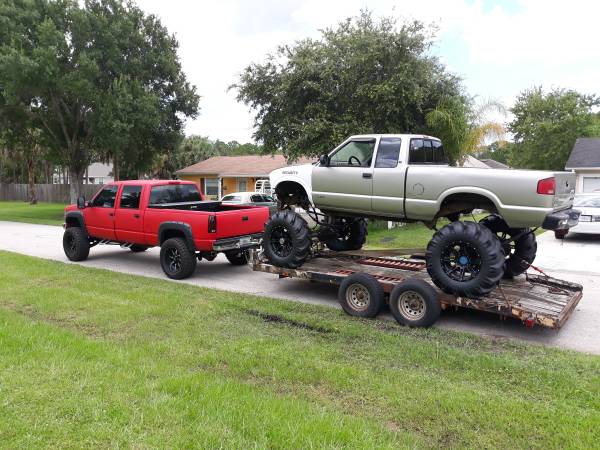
left=0, top=251, right=598, bottom=448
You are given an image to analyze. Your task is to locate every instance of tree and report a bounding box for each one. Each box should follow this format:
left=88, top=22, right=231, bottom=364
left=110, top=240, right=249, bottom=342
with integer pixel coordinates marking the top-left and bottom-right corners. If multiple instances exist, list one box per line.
left=233, top=11, right=466, bottom=161
left=508, top=87, right=600, bottom=170
left=425, top=98, right=506, bottom=164
left=0, top=0, right=199, bottom=201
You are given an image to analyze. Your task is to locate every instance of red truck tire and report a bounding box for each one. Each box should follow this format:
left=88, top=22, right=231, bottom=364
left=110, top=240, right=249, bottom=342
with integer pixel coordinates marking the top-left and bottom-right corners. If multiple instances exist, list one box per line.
left=160, top=237, right=197, bottom=279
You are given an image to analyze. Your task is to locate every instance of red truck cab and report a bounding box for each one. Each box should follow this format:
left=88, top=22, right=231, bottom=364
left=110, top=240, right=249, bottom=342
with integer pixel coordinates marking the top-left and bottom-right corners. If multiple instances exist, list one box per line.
left=63, top=180, right=269, bottom=279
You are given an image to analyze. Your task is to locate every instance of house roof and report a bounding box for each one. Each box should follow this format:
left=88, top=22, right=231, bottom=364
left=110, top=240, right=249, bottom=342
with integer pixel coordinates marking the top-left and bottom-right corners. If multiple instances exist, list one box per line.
left=461, top=155, right=490, bottom=169
left=480, top=159, right=510, bottom=169
left=175, top=154, right=314, bottom=177
left=565, top=138, right=600, bottom=169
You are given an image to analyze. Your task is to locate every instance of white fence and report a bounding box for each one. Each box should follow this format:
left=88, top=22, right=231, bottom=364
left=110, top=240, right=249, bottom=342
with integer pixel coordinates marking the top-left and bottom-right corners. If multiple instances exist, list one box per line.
left=0, top=184, right=100, bottom=203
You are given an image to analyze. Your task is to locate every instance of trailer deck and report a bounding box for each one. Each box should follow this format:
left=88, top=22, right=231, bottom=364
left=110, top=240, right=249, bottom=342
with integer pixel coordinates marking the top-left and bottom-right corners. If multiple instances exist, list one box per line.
left=252, top=249, right=583, bottom=329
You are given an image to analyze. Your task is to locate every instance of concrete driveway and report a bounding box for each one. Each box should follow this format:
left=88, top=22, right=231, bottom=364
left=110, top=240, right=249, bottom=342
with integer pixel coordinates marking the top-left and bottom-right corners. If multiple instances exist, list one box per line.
left=1, top=220, right=599, bottom=355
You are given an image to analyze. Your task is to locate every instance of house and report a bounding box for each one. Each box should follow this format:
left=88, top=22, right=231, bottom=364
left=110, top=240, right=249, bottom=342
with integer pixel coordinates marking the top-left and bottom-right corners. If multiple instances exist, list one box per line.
left=53, top=162, right=114, bottom=185
left=480, top=159, right=510, bottom=169
left=175, top=154, right=313, bottom=199
left=461, top=156, right=509, bottom=169
left=565, top=138, right=600, bottom=193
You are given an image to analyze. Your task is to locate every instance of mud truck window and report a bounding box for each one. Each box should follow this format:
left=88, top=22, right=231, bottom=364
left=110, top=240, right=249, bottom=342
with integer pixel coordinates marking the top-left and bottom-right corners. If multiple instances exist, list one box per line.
left=329, top=140, right=376, bottom=167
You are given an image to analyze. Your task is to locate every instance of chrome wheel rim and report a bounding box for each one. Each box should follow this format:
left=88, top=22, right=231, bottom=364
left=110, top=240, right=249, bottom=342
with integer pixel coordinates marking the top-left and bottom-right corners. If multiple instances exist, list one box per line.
left=398, top=291, right=426, bottom=320
left=346, top=283, right=370, bottom=311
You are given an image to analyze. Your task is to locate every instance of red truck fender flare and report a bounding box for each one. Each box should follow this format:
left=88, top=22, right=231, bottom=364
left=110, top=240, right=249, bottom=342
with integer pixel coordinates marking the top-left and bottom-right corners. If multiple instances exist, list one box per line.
left=158, top=221, right=196, bottom=252
left=65, top=211, right=88, bottom=236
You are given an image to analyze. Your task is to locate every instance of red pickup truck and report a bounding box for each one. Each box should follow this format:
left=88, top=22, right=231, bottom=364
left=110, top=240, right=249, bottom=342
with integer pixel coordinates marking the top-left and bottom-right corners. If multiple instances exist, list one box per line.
left=62, top=180, right=269, bottom=279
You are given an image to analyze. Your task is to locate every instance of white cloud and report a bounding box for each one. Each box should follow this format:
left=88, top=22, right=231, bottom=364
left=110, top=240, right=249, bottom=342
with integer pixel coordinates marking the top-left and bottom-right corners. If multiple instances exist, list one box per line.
left=135, top=0, right=600, bottom=143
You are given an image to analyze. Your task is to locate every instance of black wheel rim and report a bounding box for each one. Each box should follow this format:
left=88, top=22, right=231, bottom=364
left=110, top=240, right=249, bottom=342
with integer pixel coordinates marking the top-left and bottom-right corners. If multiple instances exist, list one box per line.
left=66, top=234, right=77, bottom=254
left=441, top=241, right=482, bottom=282
left=270, top=225, right=293, bottom=257
left=166, top=248, right=182, bottom=273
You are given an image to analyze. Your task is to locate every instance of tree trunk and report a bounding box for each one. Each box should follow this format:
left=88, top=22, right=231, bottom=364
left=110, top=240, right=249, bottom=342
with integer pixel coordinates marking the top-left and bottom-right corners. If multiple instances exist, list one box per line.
left=69, top=167, right=84, bottom=204
left=113, top=154, right=120, bottom=181
left=27, top=158, right=37, bottom=205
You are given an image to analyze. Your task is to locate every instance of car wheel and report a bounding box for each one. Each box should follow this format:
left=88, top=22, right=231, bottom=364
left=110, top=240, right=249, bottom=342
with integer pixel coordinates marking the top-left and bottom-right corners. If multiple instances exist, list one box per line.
left=479, top=214, right=537, bottom=277
left=160, top=237, right=197, bottom=279
left=426, top=221, right=505, bottom=297
left=262, top=210, right=310, bottom=268
left=338, top=272, right=385, bottom=318
left=63, top=227, right=90, bottom=261
left=225, top=249, right=250, bottom=265
left=324, top=218, right=367, bottom=251
left=389, top=279, right=441, bottom=328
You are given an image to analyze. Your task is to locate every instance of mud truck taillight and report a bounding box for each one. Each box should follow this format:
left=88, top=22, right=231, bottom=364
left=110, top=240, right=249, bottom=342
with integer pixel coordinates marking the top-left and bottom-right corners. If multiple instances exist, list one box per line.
left=537, top=177, right=556, bottom=195
left=208, top=215, right=217, bottom=233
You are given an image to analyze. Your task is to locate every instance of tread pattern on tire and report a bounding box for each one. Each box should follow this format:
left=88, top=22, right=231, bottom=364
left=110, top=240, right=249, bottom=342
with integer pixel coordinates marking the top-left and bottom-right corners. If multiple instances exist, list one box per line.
left=325, top=219, right=367, bottom=251
left=426, top=221, right=505, bottom=297
left=337, top=272, right=385, bottom=318
left=479, top=214, right=537, bottom=277
left=263, top=210, right=310, bottom=268
left=160, top=237, right=197, bottom=279
left=63, top=227, right=90, bottom=261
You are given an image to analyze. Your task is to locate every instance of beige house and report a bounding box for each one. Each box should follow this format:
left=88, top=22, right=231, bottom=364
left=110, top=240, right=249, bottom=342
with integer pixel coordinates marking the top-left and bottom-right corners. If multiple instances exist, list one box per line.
left=175, top=154, right=313, bottom=200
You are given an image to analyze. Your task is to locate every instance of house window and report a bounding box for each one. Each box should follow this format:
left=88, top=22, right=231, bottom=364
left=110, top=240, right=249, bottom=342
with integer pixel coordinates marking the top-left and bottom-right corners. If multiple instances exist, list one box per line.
left=583, top=177, right=600, bottom=193
left=238, top=179, right=247, bottom=192
left=204, top=178, right=220, bottom=198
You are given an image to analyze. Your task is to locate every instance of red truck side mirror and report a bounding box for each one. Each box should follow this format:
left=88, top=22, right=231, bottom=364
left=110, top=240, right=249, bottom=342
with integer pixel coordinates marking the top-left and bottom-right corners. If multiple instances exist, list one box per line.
left=77, top=196, right=87, bottom=209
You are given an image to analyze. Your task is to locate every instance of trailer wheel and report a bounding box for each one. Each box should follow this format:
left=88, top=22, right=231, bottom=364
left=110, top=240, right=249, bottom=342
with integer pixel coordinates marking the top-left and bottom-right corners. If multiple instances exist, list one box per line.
left=262, top=210, right=310, bottom=268
left=338, top=273, right=384, bottom=318
left=160, top=237, right=197, bottom=279
left=225, top=249, right=250, bottom=265
left=426, top=221, right=505, bottom=297
left=389, top=279, right=441, bottom=327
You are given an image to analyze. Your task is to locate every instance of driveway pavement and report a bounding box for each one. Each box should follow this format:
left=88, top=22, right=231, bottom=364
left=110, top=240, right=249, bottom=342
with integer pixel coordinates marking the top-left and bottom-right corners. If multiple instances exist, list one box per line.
left=1, top=220, right=599, bottom=355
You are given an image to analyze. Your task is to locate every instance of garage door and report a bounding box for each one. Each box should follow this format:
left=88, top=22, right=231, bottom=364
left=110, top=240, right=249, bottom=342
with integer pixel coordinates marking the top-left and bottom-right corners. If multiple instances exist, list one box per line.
left=583, top=176, right=600, bottom=193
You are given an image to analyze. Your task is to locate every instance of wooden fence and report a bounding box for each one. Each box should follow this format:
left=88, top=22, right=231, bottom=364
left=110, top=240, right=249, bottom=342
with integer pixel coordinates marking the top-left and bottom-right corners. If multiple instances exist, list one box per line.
left=0, top=184, right=100, bottom=203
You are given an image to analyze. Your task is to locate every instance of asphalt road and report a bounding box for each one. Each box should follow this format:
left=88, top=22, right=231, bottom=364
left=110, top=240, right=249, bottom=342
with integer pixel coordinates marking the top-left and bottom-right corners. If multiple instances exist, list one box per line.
left=1, top=220, right=599, bottom=355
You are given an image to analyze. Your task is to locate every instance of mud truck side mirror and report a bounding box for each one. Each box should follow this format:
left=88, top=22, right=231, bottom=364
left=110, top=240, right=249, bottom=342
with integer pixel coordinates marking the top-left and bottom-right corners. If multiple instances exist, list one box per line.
left=319, top=154, right=330, bottom=166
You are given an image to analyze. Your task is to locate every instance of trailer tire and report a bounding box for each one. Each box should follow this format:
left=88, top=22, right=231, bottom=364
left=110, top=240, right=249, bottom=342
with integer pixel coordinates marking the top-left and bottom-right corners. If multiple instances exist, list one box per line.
left=263, top=211, right=310, bottom=268
left=479, top=214, right=537, bottom=277
left=63, top=227, right=90, bottom=261
left=225, top=249, right=250, bottom=265
left=426, top=221, right=505, bottom=297
left=389, top=279, right=441, bottom=328
left=338, top=272, right=385, bottom=318
left=324, top=218, right=367, bottom=251
left=160, top=237, right=197, bottom=279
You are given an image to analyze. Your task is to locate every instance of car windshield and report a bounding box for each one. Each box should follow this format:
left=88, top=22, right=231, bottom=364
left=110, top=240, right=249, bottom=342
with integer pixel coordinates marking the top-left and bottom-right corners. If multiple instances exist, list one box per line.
left=574, top=196, right=600, bottom=208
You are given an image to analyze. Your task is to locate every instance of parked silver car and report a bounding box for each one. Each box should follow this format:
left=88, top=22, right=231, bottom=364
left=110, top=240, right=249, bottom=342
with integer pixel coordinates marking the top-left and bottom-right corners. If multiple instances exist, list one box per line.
left=555, top=194, right=600, bottom=238
left=221, top=192, right=278, bottom=215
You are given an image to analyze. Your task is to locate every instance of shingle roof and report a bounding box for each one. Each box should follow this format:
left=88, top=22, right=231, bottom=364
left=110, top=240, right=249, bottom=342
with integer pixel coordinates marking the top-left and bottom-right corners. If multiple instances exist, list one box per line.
left=175, top=154, right=314, bottom=177
left=481, top=159, right=510, bottom=169
left=565, top=138, right=600, bottom=169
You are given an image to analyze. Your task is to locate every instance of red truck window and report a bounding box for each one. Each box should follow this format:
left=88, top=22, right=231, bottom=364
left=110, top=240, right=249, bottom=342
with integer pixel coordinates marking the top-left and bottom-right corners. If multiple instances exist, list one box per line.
left=149, top=184, right=202, bottom=205
left=91, top=185, right=118, bottom=208
left=119, top=185, right=142, bottom=209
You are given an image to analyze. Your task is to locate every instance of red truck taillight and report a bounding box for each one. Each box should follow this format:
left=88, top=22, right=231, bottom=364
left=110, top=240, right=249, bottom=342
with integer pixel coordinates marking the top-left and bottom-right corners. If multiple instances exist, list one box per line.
left=208, top=215, right=217, bottom=233
left=537, top=177, right=556, bottom=195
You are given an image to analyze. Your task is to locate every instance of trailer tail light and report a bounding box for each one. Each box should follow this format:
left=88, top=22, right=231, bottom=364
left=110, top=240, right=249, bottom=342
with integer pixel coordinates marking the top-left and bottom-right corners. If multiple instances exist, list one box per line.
left=537, top=177, right=555, bottom=195
left=208, top=215, right=217, bottom=233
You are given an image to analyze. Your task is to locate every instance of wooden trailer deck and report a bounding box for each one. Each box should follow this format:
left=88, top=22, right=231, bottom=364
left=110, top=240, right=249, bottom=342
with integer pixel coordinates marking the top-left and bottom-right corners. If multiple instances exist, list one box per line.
left=252, top=249, right=583, bottom=329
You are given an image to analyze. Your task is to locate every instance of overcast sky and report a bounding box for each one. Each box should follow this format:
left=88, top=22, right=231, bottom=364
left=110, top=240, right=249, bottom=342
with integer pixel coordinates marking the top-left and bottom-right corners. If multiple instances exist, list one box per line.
left=135, top=0, right=600, bottom=143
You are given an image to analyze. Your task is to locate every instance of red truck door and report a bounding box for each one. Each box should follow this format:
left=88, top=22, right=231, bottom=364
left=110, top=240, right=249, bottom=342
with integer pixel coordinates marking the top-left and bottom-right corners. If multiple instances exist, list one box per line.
left=85, top=184, right=118, bottom=240
left=114, top=184, right=146, bottom=243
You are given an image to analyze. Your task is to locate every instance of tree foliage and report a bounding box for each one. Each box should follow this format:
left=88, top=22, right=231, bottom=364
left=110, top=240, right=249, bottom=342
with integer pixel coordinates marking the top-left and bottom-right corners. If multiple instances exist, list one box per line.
left=508, top=87, right=600, bottom=170
left=233, top=11, right=467, bottom=161
left=0, top=0, right=199, bottom=201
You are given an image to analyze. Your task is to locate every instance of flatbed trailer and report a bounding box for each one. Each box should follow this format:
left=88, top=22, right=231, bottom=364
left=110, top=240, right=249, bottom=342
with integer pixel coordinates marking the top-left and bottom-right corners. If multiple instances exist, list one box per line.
left=251, top=249, right=583, bottom=329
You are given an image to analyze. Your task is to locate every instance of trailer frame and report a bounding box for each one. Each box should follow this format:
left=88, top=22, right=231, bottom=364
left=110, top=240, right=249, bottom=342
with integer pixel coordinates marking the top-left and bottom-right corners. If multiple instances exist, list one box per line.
left=251, top=248, right=583, bottom=329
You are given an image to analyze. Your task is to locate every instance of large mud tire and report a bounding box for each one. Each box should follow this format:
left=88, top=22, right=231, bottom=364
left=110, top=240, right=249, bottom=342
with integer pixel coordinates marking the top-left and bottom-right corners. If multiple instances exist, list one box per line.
left=426, top=221, right=505, bottom=297
left=263, top=211, right=310, bottom=268
left=324, top=218, right=367, bottom=251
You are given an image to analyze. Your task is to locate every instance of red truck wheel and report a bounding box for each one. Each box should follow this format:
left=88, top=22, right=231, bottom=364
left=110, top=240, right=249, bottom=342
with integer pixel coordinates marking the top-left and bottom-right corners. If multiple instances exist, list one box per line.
left=63, top=227, right=90, bottom=262
left=160, top=238, right=197, bottom=279
left=225, top=250, right=249, bottom=265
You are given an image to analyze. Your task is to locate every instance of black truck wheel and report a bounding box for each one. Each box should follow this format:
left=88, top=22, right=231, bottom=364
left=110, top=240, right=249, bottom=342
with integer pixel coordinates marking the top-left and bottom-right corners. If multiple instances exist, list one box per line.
left=63, top=227, right=90, bottom=261
left=225, top=249, right=250, bottom=265
left=479, top=214, right=537, bottom=277
left=338, top=272, right=385, bottom=318
left=324, top=218, right=367, bottom=251
left=130, top=245, right=148, bottom=252
left=262, top=210, right=310, bottom=268
left=426, top=221, right=505, bottom=297
left=160, top=237, right=197, bottom=279
left=389, top=279, right=441, bottom=328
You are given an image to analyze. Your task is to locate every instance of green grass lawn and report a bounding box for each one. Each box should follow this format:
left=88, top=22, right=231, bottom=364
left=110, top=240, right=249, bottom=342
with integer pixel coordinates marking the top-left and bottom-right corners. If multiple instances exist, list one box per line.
left=0, top=201, right=66, bottom=226
left=0, top=251, right=597, bottom=448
